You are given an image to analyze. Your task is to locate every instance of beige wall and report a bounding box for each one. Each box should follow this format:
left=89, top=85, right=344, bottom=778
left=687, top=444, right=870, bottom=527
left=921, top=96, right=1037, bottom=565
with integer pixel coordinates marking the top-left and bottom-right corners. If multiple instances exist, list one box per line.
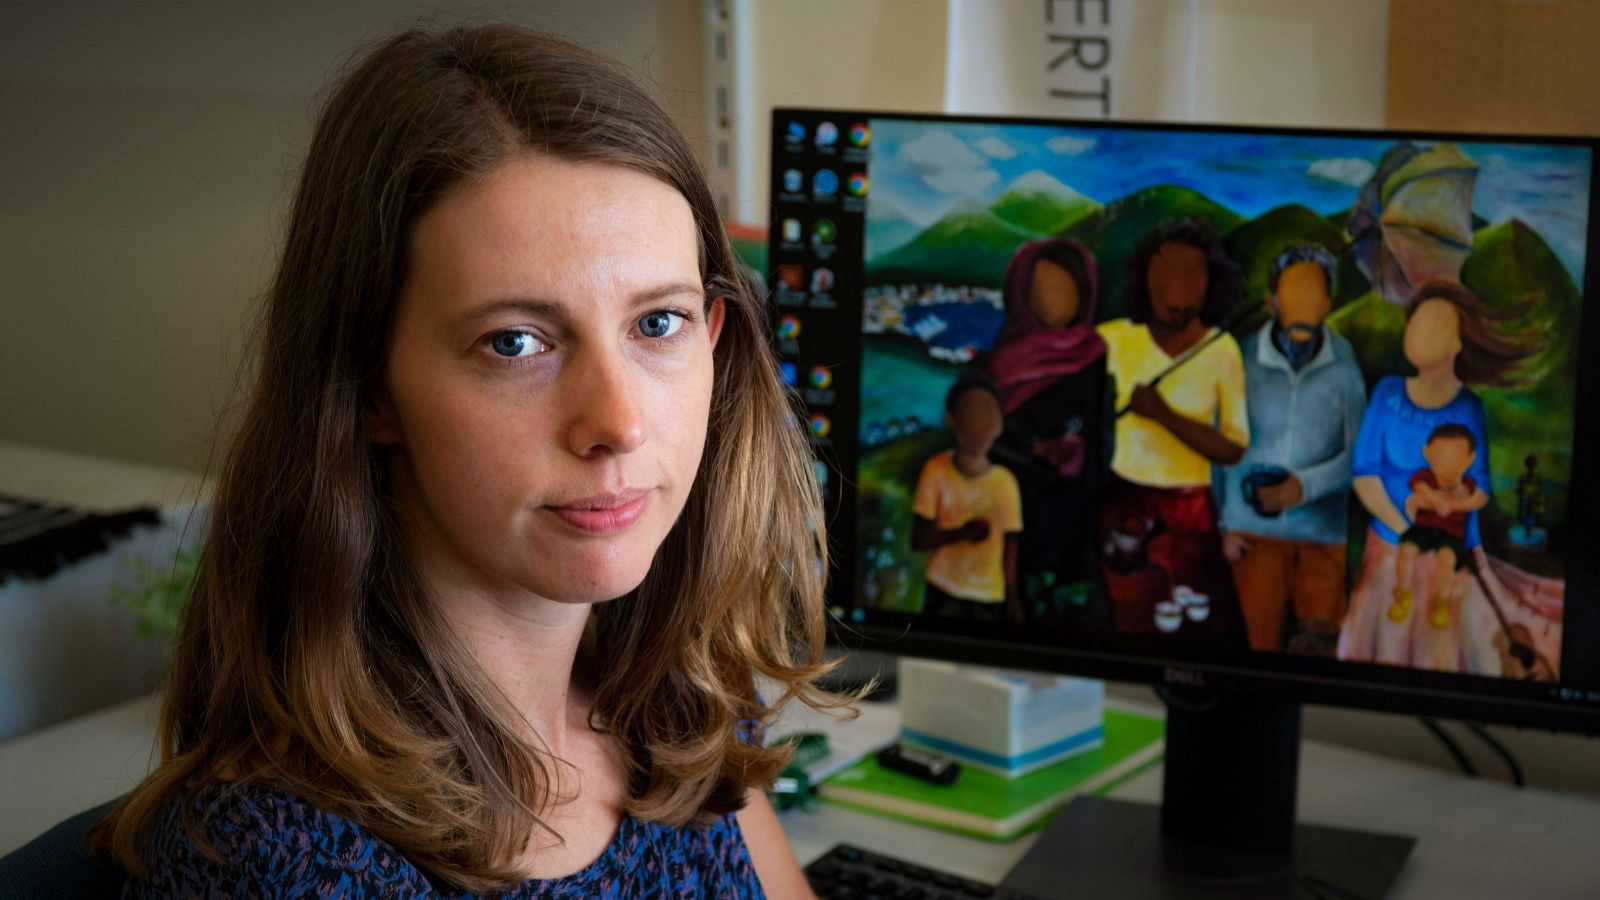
left=742, top=0, right=950, bottom=223
left=2, top=0, right=1388, bottom=472
left=0, top=1, right=703, bottom=473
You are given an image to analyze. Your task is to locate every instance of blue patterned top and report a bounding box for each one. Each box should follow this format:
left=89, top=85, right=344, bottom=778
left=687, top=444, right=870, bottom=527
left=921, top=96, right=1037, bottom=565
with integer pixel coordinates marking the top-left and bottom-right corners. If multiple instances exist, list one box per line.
left=123, top=781, right=765, bottom=898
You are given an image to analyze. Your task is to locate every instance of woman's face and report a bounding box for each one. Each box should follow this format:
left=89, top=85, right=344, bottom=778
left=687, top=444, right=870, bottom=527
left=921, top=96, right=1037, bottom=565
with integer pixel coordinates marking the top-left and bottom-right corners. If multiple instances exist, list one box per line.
left=1404, top=298, right=1462, bottom=374
left=1146, top=240, right=1208, bottom=331
left=1027, top=258, right=1080, bottom=329
left=372, top=154, right=724, bottom=608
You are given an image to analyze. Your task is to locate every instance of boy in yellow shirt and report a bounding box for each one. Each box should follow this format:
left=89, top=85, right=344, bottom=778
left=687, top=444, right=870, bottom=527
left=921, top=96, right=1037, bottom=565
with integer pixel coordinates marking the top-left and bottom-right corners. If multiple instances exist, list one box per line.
left=912, top=374, right=1024, bottom=625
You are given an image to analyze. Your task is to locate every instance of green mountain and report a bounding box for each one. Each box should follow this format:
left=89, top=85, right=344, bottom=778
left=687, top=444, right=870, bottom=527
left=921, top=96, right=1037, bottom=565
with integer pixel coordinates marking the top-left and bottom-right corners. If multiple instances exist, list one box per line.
left=1460, top=218, right=1581, bottom=387
left=988, top=169, right=1099, bottom=236
left=1326, top=290, right=1405, bottom=384
left=1061, top=185, right=1246, bottom=321
left=1460, top=219, right=1583, bottom=545
left=865, top=194, right=926, bottom=260
left=870, top=201, right=1036, bottom=287
left=1222, top=204, right=1354, bottom=335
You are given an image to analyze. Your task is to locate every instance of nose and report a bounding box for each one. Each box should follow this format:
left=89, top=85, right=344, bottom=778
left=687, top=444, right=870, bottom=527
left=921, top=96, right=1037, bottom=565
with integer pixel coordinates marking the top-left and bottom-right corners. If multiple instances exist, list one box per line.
left=565, top=343, right=647, bottom=458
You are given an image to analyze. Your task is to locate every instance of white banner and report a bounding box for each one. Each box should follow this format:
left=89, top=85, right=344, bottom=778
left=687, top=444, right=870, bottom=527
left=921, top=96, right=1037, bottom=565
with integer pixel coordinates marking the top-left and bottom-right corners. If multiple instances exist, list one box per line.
left=944, top=0, right=1192, bottom=120
left=943, top=0, right=1387, bottom=127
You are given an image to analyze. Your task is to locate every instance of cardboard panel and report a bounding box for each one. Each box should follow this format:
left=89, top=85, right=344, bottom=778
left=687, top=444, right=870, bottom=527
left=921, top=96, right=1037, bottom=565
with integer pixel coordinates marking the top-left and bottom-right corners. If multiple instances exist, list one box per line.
left=1387, top=0, right=1600, bottom=136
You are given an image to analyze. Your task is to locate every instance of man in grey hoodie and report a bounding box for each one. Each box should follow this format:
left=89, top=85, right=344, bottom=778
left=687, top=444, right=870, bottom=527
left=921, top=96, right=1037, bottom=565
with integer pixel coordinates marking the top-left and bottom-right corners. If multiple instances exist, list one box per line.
left=1216, top=245, right=1367, bottom=653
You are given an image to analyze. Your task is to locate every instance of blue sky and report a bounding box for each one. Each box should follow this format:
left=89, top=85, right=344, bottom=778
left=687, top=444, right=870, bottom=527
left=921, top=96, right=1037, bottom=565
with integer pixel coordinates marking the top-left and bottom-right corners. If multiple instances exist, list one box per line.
left=868, top=118, right=1593, bottom=286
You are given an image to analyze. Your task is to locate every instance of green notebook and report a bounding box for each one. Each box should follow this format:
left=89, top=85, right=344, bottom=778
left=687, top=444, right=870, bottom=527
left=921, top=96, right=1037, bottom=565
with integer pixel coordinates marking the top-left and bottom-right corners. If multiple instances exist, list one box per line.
left=817, top=707, right=1165, bottom=840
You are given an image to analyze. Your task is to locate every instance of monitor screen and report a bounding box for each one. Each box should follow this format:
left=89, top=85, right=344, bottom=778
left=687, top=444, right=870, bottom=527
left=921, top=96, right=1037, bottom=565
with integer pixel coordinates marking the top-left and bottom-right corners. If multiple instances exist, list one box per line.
left=765, top=109, right=1600, bottom=734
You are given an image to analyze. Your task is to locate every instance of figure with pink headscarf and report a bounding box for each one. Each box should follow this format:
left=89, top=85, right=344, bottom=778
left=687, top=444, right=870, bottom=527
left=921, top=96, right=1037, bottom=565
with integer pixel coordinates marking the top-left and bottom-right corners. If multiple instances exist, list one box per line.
left=986, top=237, right=1112, bottom=624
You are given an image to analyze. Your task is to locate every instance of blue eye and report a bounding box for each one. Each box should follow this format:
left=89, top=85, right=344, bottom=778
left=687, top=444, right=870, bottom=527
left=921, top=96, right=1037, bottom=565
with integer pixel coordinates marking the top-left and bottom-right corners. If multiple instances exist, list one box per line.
left=488, top=330, right=546, bottom=358
left=639, top=310, right=685, bottom=339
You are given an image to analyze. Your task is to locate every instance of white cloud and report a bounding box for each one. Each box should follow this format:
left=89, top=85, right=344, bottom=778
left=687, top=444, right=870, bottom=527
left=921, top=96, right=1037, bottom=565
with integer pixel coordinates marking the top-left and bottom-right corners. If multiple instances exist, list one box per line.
left=924, top=167, right=1001, bottom=194
left=974, top=136, right=1018, bottom=160
left=897, top=128, right=1001, bottom=195
left=1308, top=157, right=1376, bottom=188
left=1046, top=135, right=1096, bottom=156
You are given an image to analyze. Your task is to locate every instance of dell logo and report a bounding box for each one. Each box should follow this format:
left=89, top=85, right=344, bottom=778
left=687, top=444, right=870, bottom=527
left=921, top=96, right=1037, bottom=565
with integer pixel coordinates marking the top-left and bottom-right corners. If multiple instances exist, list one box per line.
left=1164, top=667, right=1207, bottom=687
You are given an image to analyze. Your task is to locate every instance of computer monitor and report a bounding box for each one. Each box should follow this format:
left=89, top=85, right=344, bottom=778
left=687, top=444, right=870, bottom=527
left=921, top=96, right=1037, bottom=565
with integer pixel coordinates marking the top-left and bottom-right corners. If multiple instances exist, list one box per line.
left=764, top=109, right=1600, bottom=896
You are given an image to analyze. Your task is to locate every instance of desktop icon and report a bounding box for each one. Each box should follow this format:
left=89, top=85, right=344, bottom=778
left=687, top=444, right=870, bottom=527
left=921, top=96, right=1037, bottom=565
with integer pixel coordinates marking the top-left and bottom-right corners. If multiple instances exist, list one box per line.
left=781, top=218, right=801, bottom=242
left=776, top=264, right=804, bottom=291
left=779, top=361, right=799, bottom=386
left=777, top=315, right=802, bottom=340
left=847, top=172, right=869, bottom=196
left=813, top=169, right=839, bottom=197
left=815, top=122, right=839, bottom=147
left=785, top=121, right=806, bottom=143
left=782, top=168, right=803, bottom=193
left=809, top=366, right=833, bottom=389
left=811, top=217, right=837, bottom=246
left=849, top=122, right=871, bottom=147
left=812, top=459, right=830, bottom=487
left=808, top=413, right=831, bottom=438
left=810, top=268, right=834, bottom=293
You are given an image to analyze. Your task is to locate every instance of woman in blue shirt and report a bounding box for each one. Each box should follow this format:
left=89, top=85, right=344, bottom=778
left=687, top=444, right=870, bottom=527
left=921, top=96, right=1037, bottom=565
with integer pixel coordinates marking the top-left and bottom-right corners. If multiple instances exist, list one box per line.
left=89, top=24, right=837, bottom=897
left=1339, top=279, right=1538, bottom=672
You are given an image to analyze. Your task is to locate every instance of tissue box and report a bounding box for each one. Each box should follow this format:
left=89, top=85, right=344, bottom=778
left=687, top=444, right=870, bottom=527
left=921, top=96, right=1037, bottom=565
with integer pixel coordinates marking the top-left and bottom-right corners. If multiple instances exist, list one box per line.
left=898, top=658, right=1104, bottom=779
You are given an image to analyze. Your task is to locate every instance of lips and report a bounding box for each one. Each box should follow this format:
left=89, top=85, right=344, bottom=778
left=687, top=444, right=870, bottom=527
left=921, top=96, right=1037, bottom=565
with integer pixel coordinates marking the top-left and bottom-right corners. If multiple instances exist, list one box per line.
left=547, top=489, right=653, bottom=535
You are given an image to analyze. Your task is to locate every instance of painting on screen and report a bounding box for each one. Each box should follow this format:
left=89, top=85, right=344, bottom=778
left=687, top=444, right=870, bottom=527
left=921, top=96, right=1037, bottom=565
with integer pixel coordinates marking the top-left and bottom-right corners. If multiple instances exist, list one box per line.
left=856, top=117, right=1589, bottom=682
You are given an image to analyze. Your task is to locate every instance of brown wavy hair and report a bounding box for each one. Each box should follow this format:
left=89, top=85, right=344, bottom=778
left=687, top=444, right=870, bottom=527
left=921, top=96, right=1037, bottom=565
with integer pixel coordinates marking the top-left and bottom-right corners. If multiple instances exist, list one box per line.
left=90, top=23, right=843, bottom=891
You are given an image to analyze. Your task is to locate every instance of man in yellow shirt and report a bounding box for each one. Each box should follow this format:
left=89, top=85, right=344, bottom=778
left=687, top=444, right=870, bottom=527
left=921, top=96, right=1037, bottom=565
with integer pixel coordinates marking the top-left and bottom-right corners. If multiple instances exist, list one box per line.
left=1096, top=220, right=1249, bottom=644
left=912, top=374, right=1024, bottom=625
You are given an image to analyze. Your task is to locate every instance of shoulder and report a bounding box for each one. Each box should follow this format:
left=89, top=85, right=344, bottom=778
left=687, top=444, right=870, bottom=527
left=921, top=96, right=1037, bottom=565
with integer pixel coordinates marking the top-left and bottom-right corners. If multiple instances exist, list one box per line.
left=1096, top=318, right=1137, bottom=341
left=985, top=464, right=1022, bottom=494
left=918, top=450, right=953, bottom=478
left=1327, top=329, right=1358, bottom=360
left=1211, top=329, right=1244, bottom=357
left=1371, top=375, right=1404, bottom=402
left=126, top=782, right=434, bottom=899
left=1197, top=329, right=1245, bottom=372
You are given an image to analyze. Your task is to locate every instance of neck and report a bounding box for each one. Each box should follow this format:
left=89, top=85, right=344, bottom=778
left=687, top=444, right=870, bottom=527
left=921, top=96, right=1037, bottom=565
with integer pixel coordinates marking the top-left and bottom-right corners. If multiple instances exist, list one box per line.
left=1408, top=364, right=1462, bottom=404
left=953, top=447, right=991, bottom=477
left=1149, top=319, right=1208, bottom=356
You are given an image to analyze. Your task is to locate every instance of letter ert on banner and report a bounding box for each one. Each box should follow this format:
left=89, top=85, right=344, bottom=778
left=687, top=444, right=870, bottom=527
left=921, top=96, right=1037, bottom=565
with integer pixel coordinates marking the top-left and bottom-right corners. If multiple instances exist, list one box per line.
left=943, top=0, right=1120, bottom=119
left=1047, top=0, right=1112, bottom=116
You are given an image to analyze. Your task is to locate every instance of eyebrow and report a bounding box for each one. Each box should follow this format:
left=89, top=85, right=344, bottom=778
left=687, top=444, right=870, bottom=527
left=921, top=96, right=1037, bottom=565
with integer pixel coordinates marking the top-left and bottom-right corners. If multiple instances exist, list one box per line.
left=449, top=282, right=706, bottom=332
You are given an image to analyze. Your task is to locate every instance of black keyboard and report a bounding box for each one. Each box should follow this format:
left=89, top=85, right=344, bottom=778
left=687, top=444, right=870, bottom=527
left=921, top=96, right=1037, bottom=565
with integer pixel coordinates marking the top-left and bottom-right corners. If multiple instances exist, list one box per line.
left=803, top=843, right=1046, bottom=900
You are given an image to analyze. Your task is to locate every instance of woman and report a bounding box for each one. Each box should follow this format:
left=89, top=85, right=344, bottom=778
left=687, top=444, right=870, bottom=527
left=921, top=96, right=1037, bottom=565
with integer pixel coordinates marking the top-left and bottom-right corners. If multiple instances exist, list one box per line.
left=91, top=25, right=836, bottom=897
left=986, top=238, right=1109, bottom=622
left=1339, top=279, right=1539, bottom=673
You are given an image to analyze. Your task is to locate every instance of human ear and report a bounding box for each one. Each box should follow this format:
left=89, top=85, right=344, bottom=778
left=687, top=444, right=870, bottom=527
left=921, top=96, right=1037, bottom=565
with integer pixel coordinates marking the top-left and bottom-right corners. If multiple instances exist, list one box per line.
left=706, top=295, right=727, bottom=350
left=367, top=384, right=403, bottom=445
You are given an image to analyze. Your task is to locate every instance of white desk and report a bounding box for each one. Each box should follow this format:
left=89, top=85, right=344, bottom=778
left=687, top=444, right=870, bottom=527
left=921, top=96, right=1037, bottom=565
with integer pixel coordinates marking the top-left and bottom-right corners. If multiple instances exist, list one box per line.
left=776, top=699, right=1600, bottom=900
left=0, top=442, right=212, bottom=741
left=6, top=692, right=1600, bottom=898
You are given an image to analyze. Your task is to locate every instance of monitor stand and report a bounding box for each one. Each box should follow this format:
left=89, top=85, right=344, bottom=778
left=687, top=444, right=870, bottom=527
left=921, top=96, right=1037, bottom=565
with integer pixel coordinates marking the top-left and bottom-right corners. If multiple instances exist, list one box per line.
left=998, top=692, right=1416, bottom=899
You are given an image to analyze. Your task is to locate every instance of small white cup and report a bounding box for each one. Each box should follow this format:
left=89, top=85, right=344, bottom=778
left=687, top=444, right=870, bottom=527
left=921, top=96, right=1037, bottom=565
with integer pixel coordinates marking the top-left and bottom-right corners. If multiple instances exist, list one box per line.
left=1154, top=601, right=1184, bottom=633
